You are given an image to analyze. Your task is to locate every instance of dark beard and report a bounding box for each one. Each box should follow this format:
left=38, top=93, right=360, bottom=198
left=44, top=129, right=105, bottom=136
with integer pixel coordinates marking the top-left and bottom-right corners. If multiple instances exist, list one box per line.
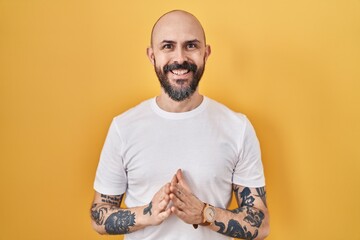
left=154, top=61, right=205, bottom=102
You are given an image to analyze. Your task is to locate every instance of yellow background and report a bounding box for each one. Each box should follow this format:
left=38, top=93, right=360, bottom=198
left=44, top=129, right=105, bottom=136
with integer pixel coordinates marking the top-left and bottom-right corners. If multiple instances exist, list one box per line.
left=1, top=0, right=359, bottom=239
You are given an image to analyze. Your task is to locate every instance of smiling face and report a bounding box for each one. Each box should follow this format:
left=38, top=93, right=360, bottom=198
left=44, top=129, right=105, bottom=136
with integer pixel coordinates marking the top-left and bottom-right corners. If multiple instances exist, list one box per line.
left=147, top=10, right=211, bottom=102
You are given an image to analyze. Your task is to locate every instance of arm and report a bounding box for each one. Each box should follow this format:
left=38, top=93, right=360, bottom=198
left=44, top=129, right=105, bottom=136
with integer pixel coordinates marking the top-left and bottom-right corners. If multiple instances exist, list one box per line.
left=170, top=170, right=270, bottom=239
left=211, top=184, right=270, bottom=239
left=90, top=183, right=172, bottom=235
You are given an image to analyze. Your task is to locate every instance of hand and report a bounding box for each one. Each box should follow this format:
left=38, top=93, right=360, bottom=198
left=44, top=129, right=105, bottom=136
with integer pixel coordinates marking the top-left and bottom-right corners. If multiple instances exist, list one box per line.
left=144, top=183, right=172, bottom=226
left=169, top=169, right=204, bottom=225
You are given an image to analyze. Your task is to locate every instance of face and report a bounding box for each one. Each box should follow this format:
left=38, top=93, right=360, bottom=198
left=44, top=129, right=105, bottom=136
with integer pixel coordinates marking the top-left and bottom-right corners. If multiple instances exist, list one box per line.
left=148, top=11, right=211, bottom=101
left=154, top=58, right=205, bottom=102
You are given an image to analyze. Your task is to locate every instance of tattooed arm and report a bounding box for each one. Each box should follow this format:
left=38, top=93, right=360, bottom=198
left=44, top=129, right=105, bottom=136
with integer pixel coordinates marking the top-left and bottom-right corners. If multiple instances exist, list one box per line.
left=90, top=183, right=172, bottom=235
left=210, top=185, right=270, bottom=239
left=170, top=170, right=269, bottom=239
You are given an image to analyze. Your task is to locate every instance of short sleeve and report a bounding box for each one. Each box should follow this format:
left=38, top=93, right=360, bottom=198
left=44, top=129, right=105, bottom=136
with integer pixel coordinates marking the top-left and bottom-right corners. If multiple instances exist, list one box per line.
left=233, top=116, right=265, bottom=188
left=93, top=119, right=127, bottom=195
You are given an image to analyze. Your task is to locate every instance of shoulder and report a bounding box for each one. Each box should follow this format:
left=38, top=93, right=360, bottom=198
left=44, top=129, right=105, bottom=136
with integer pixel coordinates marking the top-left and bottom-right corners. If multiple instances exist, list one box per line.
left=205, top=97, right=248, bottom=125
left=112, top=98, right=154, bottom=126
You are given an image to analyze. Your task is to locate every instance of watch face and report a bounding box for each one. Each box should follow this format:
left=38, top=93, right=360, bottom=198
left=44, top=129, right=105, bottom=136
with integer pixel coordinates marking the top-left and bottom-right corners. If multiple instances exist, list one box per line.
left=204, top=206, right=216, bottom=222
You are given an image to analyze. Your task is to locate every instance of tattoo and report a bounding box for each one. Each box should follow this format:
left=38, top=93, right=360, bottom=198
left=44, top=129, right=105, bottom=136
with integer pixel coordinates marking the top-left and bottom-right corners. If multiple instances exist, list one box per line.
left=230, top=206, right=264, bottom=228
left=104, top=210, right=136, bottom=234
left=231, top=207, right=245, bottom=214
left=215, top=219, right=258, bottom=240
left=143, top=201, right=152, bottom=216
left=101, top=194, right=122, bottom=205
left=91, top=203, right=108, bottom=225
left=240, top=187, right=255, bottom=207
left=230, top=185, right=266, bottom=235
left=244, top=207, right=265, bottom=228
left=255, top=187, right=267, bottom=208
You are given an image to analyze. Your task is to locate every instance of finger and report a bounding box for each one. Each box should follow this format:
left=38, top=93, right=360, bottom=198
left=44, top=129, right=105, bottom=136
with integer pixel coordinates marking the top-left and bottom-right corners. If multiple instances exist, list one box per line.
left=176, top=169, right=191, bottom=192
left=158, top=196, right=170, bottom=210
left=176, top=169, right=183, bottom=180
left=158, top=208, right=171, bottom=220
left=164, top=182, right=171, bottom=194
left=171, top=206, right=186, bottom=220
left=171, top=173, right=178, bottom=185
left=169, top=184, right=179, bottom=195
left=169, top=192, right=181, bottom=206
left=170, top=205, right=180, bottom=214
left=170, top=193, right=184, bottom=208
left=170, top=185, right=185, bottom=200
left=159, top=183, right=171, bottom=200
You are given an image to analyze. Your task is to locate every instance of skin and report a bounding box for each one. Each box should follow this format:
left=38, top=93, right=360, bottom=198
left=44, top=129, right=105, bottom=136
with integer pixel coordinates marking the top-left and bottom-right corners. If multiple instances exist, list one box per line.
left=91, top=10, right=270, bottom=239
left=146, top=10, right=211, bottom=112
left=91, top=183, right=171, bottom=234
left=169, top=169, right=270, bottom=239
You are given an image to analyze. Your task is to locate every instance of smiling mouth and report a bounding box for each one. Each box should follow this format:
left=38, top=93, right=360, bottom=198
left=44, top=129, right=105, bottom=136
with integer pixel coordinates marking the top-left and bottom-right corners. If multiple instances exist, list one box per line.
left=170, top=69, right=190, bottom=76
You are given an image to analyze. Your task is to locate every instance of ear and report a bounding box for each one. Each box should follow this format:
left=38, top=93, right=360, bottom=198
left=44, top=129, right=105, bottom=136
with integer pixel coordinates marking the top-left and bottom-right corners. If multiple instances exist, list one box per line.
left=204, top=44, right=211, bottom=62
left=146, top=47, right=155, bottom=65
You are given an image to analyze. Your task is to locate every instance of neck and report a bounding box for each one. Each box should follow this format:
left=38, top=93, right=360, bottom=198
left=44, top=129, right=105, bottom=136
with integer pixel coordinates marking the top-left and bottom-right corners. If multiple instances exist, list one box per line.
left=156, top=91, right=203, bottom=113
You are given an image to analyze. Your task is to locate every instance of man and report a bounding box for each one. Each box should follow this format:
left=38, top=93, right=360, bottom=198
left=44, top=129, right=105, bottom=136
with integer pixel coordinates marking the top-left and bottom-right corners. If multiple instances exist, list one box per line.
left=91, top=10, right=270, bottom=240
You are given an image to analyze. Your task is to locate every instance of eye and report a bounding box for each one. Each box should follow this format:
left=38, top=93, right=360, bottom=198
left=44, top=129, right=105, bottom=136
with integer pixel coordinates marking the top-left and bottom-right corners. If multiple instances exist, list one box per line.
left=187, top=43, right=197, bottom=49
left=162, top=44, right=173, bottom=50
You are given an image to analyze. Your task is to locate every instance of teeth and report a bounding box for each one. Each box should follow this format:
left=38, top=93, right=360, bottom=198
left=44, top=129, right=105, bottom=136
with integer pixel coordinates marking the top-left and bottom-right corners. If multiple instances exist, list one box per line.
left=171, top=69, right=190, bottom=75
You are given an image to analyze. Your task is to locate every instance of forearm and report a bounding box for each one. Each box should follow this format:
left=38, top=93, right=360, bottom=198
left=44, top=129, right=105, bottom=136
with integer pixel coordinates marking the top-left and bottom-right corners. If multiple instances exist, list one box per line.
left=91, top=186, right=171, bottom=235
left=207, top=206, right=269, bottom=240
left=90, top=201, right=153, bottom=235
left=169, top=171, right=270, bottom=239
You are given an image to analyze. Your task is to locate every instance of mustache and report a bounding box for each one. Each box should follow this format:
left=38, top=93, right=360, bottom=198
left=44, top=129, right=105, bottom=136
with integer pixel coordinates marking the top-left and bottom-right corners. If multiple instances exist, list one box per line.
left=163, top=61, right=197, bottom=73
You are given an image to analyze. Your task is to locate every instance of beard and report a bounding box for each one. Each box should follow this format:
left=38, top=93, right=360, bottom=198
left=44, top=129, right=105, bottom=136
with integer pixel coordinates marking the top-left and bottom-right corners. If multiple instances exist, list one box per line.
left=154, top=60, right=205, bottom=102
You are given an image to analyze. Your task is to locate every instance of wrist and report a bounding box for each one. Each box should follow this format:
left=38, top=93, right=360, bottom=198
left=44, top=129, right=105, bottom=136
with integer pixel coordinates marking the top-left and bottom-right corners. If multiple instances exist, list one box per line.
left=136, top=203, right=153, bottom=227
left=193, top=202, right=205, bottom=229
left=201, top=203, right=216, bottom=225
left=193, top=202, right=216, bottom=229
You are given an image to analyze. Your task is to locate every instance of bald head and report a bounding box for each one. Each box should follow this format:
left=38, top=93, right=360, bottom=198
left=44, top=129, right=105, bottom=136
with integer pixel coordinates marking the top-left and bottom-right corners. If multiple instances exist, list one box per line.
left=150, top=10, right=206, bottom=47
left=146, top=10, right=211, bottom=102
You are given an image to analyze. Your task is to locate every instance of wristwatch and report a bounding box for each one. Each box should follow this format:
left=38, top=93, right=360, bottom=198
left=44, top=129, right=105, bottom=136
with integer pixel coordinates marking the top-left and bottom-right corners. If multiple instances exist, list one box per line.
left=201, top=203, right=216, bottom=225
left=193, top=203, right=216, bottom=229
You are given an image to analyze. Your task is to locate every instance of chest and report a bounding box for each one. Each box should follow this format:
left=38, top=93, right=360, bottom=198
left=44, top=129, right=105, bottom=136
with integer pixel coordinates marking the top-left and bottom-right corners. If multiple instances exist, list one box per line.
left=121, top=119, right=241, bottom=199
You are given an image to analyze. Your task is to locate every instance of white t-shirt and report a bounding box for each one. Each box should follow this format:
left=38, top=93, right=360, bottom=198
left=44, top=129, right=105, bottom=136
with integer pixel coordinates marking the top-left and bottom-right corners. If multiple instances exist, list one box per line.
left=94, top=96, right=265, bottom=240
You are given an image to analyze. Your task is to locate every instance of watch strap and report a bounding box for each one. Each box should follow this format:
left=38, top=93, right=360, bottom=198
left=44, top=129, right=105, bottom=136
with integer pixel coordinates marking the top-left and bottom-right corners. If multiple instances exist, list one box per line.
left=192, top=202, right=207, bottom=229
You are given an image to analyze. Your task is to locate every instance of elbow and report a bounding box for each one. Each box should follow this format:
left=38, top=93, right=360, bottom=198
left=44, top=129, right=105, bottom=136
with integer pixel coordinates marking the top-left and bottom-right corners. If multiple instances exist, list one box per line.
left=261, top=223, right=270, bottom=239
left=91, top=220, right=107, bottom=235
left=257, top=207, right=270, bottom=239
left=90, top=203, right=108, bottom=235
left=257, top=218, right=270, bottom=239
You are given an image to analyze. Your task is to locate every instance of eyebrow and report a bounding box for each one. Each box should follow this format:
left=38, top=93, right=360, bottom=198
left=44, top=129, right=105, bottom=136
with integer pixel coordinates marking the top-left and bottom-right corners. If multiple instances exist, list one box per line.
left=160, top=40, right=176, bottom=45
left=159, top=39, right=202, bottom=45
left=186, top=39, right=201, bottom=44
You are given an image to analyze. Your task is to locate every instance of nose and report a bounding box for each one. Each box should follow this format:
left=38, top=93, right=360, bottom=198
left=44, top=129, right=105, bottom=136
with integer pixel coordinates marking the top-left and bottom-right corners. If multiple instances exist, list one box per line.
left=173, top=47, right=187, bottom=64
